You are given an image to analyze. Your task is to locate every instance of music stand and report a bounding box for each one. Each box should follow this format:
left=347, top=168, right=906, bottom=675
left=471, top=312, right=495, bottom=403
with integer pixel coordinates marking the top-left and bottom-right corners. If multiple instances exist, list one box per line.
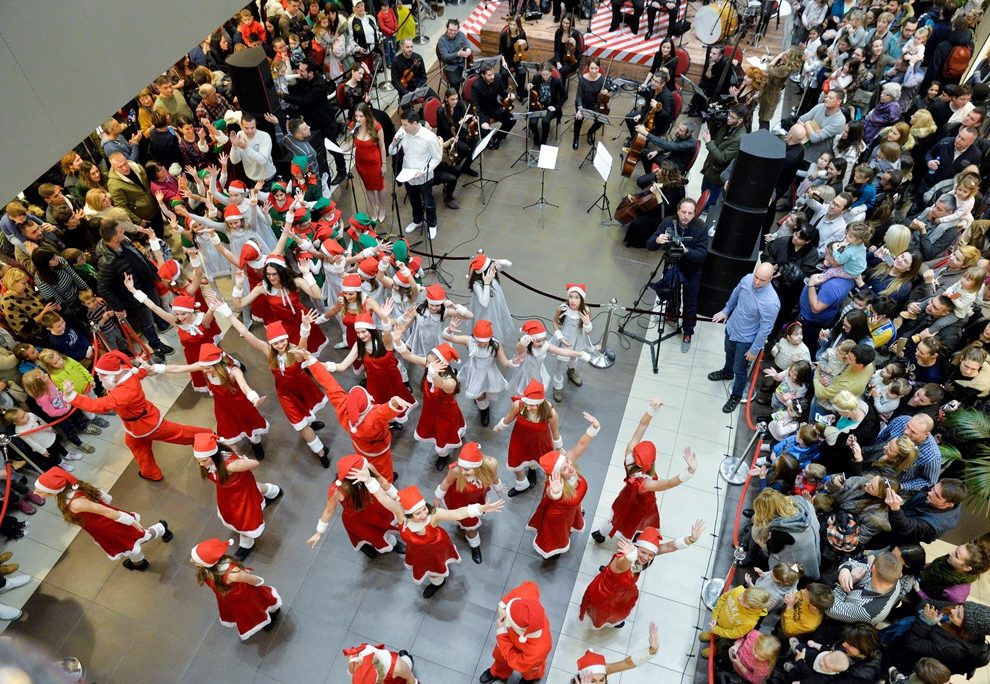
left=512, top=111, right=544, bottom=168
left=586, top=142, right=617, bottom=226
left=463, top=127, right=501, bottom=205
left=400, top=85, right=432, bottom=110
left=524, top=145, right=559, bottom=217
left=412, top=0, right=432, bottom=44
left=468, top=56, right=502, bottom=77
left=577, top=108, right=612, bottom=169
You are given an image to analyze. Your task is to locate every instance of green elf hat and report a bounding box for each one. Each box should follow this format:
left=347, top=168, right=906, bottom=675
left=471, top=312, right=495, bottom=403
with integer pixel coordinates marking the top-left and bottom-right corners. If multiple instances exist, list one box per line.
left=169, top=198, right=185, bottom=208
left=310, top=197, right=332, bottom=215
left=197, top=169, right=210, bottom=180
left=271, top=181, right=287, bottom=193
left=391, top=239, right=409, bottom=265
left=290, top=155, right=309, bottom=176
left=358, top=232, right=379, bottom=251
left=212, top=118, right=227, bottom=131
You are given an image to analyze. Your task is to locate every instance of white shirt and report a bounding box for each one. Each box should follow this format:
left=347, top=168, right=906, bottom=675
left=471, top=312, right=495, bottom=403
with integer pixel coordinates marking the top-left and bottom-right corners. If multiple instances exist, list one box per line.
left=230, top=130, right=276, bottom=181
left=390, top=126, right=442, bottom=185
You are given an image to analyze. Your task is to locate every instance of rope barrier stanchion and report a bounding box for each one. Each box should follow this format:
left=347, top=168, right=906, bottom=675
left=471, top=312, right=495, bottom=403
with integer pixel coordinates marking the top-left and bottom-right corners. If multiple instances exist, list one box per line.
left=719, top=351, right=766, bottom=486
left=589, top=298, right=618, bottom=369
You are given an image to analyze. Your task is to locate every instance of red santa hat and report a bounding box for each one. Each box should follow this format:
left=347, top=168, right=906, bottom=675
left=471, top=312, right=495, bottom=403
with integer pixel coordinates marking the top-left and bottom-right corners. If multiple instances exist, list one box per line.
left=394, top=269, right=413, bottom=288
left=353, top=312, right=376, bottom=331
left=266, top=322, right=289, bottom=343
left=576, top=650, right=607, bottom=676
left=320, top=239, right=345, bottom=257
left=457, top=442, right=484, bottom=469
left=517, top=379, right=545, bottom=406
left=504, top=597, right=545, bottom=642
left=468, top=253, right=492, bottom=276
left=198, top=343, right=224, bottom=366
left=223, top=204, right=243, bottom=222
left=346, top=386, right=373, bottom=433
left=35, top=466, right=78, bottom=495
left=424, top=284, right=446, bottom=305
left=472, top=320, right=493, bottom=342
left=397, top=485, right=427, bottom=514
left=94, top=350, right=133, bottom=377
left=350, top=654, right=378, bottom=684
left=190, top=538, right=234, bottom=567
left=264, top=253, right=287, bottom=268
left=520, top=320, right=547, bottom=340
left=357, top=257, right=379, bottom=279
left=430, top=343, right=459, bottom=365
left=635, top=527, right=663, bottom=554
left=341, top=274, right=362, bottom=292
left=335, top=454, right=367, bottom=486
left=538, top=450, right=567, bottom=476
left=157, top=259, right=181, bottom=285
left=408, top=256, right=423, bottom=277
left=566, top=283, right=588, bottom=299
left=627, top=441, right=657, bottom=471
left=228, top=180, right=247, bottom=194
left=193, top=432, right=220, bottom=460
left=239, top=240, right=263, bottom=269
left=171, top=295, right=199, bottom=314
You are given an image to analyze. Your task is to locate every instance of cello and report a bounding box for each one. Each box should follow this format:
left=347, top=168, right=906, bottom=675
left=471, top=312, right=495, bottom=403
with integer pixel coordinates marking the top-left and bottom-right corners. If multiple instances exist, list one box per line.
left=614, top=182, right=667, bottom=224
left=621, top=98, right=662, bottom=177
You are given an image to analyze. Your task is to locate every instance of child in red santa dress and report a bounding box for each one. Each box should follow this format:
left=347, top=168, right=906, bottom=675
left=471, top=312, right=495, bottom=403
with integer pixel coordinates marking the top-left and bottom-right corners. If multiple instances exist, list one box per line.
left=493, top=378, right=562, bottom=498
left=33, top=467, right=173, bottom=571
left=192, top=433, right=282, bottom=561
left=343, top=642, right=418, bottom=683
left=303, top=352, right=414, bottom=483
left=305, top=454, right=406, bottom=559
left=433, top=442, right=508, bottom=565
left=191, top=537, right=282, bottom=640
left=62, top=350, right=212, bottom=481
left=579, top=521, right=704, bottom=629
left=348, top=462, right=504, bottom=598
left=480, top=580, right=553, bottom=684
left=570, top=622, right=660, bottom=683
left=218, top=310, right=331, bottom=468
left=526, top=412, right=600, bottom=559
left=327, top=273, right=390, bottom=360
left=591, top=399, right=698, bottom=544
left=391, top=336, right=466, bottom=472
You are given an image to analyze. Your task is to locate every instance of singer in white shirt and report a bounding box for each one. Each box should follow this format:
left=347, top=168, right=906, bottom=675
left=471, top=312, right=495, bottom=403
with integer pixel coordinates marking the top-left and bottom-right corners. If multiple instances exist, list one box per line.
left=390, top=108, right=443, bottom=239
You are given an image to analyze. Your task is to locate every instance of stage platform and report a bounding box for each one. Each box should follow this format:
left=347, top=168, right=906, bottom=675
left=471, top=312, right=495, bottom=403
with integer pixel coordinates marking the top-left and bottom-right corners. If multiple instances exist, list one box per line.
left=463, top=0, right=792, bottom=84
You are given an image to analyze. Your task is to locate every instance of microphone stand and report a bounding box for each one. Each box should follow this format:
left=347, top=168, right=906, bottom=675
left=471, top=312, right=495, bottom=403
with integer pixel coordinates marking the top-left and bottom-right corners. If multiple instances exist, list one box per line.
left=416, top=154, right=453, bottom=286
left=387, top=131, right=406, bottom=235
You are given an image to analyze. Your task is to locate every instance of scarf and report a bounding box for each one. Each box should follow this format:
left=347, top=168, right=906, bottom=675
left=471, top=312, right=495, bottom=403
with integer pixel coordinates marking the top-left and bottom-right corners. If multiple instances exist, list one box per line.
left=920, top=555, right=980, bottom=596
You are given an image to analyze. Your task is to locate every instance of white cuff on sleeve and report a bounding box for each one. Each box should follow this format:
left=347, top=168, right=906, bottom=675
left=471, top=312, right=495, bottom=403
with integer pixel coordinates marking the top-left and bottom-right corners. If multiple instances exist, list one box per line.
left=585, top=424, right=600, bottom=438
left=189, top=255, right=202, bottom=268
left=132, top=290, right=148, bottom=304
left=674, top=536, right=690, bottom=550
left=323, top=361, right=337, bottom=373
left=208, top=232, right=222, bottom=245
left=116, top=512, right=137, bottom=526
left=552, top=436, right=563, bottom=449
left=215, top=303, right=233, bottom=318
left=151, top=364, right=166, bottom=374
left=385, top=485, right=399, bottom=499
left=646, top=403, right=660, bottom=417
left=246, top=390, right=260, bottom=404
left=467, top=503, right=482, bottom=517
left=316, top=519, right=329, bottom=534
left=365, top=478, right=382, bottom=494
left=630, top=648, right=655, bottom=667
left=678, top=470, right=694, bottom=483
left=434, top=485, right=447, bottom=500
left=393, top=339, right=408, bottom=353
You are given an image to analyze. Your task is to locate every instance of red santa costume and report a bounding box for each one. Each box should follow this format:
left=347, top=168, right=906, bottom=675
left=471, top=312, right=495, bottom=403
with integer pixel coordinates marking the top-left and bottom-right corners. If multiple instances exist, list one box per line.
left=397, top=486, right=461, bottom=584
left=579, top=527, right=662, bottom=629
left=322, top=454, right=401, bottom=553
left=351, top=312, right=416, bottom=421
left=65, top=351, right=211, bottom=481
left=576, top=651, right=609, bottom=679
left=484, top=581, right=553, bottom=683
left=436, top=443, right=492, bottom=532
left=198, top=344, right=270, bottom=447
left=35, top=467, right=171, bottom=566
left=340, top=274, right=370, bottom=369
left=237, top=234, right=270, bottom=322
left=413, top=344, right=466, bottom=456
left=193, top=433, right=282, bottom=553
left=260, top=253, right=328, bottom=354
left=606, top=441, right=661, bottom=541
left=266, top=322, right=328, bottom=432
left=504, top=380, right=558, bottom=473
left=168, top=292, right=222, bottom=394
left=343, top=643, right=417, bottom=684
left=307, top=360, right=402, bottom=482
left=527, top=451, right=588, bottom=558
left=191, top=538, right=282, bottom=640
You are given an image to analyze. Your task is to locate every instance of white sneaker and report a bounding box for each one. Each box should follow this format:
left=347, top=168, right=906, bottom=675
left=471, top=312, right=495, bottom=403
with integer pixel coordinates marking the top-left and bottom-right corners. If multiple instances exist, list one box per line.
left=428, top=225, right=437, bottom=240
left=59, top=461, right=76, bottom=473
left=63, top=451, right=83, bottom=461
left=333, top=340, right=349, bottom=350
left=404, top=221, right=423, bottom=234
left=0, top=603, right=21, bottom=621
left=0, top=572, right=30, bottom=593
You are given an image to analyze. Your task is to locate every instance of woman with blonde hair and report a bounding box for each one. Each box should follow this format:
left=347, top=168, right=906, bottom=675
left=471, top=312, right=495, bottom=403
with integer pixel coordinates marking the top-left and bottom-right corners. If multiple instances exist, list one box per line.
left=433, top=442, right=505, bottom=564
left=864, top=247, right=921, bottom=307
left=750, top=488, right=821, bottom=579
left=0, top=268, right=49, bottom=340
left=848, top=434, right=918, bottom=477
left=83, top=188, right=113, bottom=218
left=909, top=109, right=937, bottom=144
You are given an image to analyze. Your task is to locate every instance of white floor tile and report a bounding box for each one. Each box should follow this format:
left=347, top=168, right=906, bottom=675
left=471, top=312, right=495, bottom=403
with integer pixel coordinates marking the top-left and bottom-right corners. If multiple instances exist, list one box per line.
left=560, top=600, right=633, bottom=653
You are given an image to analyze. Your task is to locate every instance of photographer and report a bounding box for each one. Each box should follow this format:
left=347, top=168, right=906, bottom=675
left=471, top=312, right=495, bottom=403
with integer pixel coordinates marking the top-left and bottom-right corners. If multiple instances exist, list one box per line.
left=762, top=224, right=821, bottom=326
left=700, top=104, right=747, bottom=212
left=647, top=197, right=710, bottom=352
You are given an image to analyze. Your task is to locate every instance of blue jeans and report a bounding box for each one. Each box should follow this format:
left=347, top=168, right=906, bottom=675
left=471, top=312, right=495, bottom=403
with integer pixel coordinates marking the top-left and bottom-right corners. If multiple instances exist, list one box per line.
left=700, top=178, right=723, bottom=212
left=382, top=36, right=397, bottom=67
left=721, top=333, right=751, bottom=399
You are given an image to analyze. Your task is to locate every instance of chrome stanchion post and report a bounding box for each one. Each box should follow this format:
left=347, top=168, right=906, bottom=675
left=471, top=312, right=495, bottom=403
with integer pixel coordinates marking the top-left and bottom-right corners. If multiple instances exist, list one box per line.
left=718, top=421, right=767, bottom=485
left=589, top=298, right=617, bottom=369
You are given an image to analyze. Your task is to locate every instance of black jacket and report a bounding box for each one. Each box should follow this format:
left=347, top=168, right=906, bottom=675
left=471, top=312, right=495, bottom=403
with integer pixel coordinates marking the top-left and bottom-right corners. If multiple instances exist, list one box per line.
left=646, top=217, right=709, bottom=273
left=96, top=241, right=159, bottom=313
left=283, top=74, right=336, bottom=135
left=471, top=73, right=509, bottom=122
left=529, top=74, right=564, bottom=111
left=888, top=617, right=990, bottom=676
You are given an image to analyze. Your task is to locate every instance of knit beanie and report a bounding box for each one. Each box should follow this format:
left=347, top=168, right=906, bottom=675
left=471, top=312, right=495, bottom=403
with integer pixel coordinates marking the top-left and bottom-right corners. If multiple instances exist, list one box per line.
left=963, top=601, right=990, bottom=636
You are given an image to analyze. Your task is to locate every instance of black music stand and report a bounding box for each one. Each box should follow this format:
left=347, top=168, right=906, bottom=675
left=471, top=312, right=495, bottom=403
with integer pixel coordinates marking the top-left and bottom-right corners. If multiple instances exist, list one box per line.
left=577, top=107, right=612, bottom=169
left=617, top=253, right=683, bottom=373
left=463, top=127, right=501, bottom=205
left=524, top=145, right=559, bottom=216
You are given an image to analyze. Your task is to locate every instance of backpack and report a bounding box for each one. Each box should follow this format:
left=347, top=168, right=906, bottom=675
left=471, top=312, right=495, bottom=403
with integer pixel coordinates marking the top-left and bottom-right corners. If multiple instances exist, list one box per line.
left=941, top=44, right=972, bottom=81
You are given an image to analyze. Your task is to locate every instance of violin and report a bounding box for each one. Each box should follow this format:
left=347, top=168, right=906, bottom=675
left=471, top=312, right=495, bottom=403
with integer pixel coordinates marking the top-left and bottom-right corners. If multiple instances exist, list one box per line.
left=529, top=86, right=543, bottom=112
left=514, top=40, right=529, bottom=64
left=400, top=69, right=415, bottom=89
left=563, top=37, right=577, bottom=65
left=466, top=105, right=480, bottom=141
left=502, top=80, right=517, bottom=113
left=595, top=89, right=610, bottom=115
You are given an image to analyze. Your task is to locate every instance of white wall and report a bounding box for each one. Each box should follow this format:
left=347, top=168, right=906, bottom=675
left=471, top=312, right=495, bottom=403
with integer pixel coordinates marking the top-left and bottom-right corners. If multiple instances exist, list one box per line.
left=0, top=0, right=248, bottom=202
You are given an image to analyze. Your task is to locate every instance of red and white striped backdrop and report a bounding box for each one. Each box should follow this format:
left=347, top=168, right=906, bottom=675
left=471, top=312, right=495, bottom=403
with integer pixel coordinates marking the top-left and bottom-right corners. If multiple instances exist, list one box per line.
left=463, top=0, right=500, bottom=48
left=584, top=0, right=688, bottom=65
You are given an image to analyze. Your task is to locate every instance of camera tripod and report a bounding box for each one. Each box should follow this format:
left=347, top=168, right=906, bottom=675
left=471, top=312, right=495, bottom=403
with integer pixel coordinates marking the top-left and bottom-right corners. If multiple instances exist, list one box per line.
left=617, top=251, right=684, bottom=374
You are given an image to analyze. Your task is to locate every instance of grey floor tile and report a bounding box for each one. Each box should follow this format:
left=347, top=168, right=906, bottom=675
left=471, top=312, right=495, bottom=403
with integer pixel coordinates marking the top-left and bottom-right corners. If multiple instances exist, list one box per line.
left=107, top=624, right=197, bottom=684
left=257, top=609, right=345, bottom=683
left=7, top=583, right=89, bottom=649
left=293, top=552, right=371, bottom=625
left=55, top=603, right=136, bottom=683
left=40, top=533, right=117, bottom=601
left=347, top=579, right=427, bottom=647
left=412, top=601, right=494, bottom=675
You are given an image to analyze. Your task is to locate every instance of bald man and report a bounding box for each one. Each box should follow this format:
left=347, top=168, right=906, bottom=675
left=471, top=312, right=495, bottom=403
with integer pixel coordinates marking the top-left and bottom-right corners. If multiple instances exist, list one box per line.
left=708, top=263, right=781, bottom=413
left=875, top=414, right=941, bottom=491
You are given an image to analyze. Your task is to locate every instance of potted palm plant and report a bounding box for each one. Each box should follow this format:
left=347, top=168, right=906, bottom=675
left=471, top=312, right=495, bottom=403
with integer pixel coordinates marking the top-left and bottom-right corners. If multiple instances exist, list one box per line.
left=939, top=408, right=990, bottom=541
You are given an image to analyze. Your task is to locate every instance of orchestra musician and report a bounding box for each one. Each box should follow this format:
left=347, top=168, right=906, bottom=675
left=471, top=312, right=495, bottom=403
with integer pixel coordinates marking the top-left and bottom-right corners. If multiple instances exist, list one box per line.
left=646, top=38, right=679, bottom=91
left=645, top=0, right=679, bottom=40
left=625, top=68, right=674, bottom=142
left=341, top=63, right=372, bottom=121
left=499, top=16, right=529, bottom=91
left=438, top=19, right=474, bottom=91
left=434, top=88, right=480, bottom=209
left=346, top=0, right=380, bottom=76
left=391, top=39, right=436, bottom=101
left=639, top=121, right=698, bottom=175
left=553, top=16, right=583, bottom=86
left=623, top=160, right=686, bottom=248
left=526, top=63, right=564, bottom=147
left=572, top=57, right=606, bottom=150
left=471, top=64, right=517, bottom=150
left=610, top=0, right=644, bottom=34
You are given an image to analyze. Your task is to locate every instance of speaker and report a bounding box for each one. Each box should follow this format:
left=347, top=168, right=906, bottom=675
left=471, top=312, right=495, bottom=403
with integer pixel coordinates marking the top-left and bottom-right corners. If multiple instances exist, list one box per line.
left=226, top=46, right=282, bottom=117
left=724, top=129, right=786, bottom=209
left=698, top=251, right=760, bottom=317
left=711, top=201, right=774, bottom=259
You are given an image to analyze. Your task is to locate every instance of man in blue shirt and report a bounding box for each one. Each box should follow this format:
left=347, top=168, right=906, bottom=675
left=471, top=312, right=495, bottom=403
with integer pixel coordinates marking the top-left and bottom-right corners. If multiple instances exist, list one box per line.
left=799, top=243, right=856, bottom=356
left=707, top=263, right=780, bottom=413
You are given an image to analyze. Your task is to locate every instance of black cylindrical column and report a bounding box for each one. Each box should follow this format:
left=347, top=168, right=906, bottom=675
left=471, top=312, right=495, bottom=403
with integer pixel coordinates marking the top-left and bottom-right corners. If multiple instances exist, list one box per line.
left=226, top=46, right=282, bottom=118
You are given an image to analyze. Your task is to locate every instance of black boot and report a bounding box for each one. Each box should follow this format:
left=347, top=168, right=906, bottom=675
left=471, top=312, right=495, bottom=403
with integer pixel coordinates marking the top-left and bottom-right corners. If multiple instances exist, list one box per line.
left=233, top=545, right=252, bottom=561
left=435, top=454, right=450, bottom=471
left=123, top=558, right=150, bottom=571
left=587, top=131, right=594, bottom=145
left=479, top=406, right=490, bottom=427
left=360, top=545, right=380, bottom=559
left=572, top=133, right=580, bottom=150
left=423, top=580, right=445, bottom=598
left=392, top=540, right=407, bottom=554
left=159, top=519, right=173, bottom=543
left=250, top=441, right=265, bottom=460
left=311, top=421, right=325, bottom=431
left=471, top=546, right=483, bottom=564
left=263, top=608, right=281, bottom=631
left=318, top=447, right=331, bottom=469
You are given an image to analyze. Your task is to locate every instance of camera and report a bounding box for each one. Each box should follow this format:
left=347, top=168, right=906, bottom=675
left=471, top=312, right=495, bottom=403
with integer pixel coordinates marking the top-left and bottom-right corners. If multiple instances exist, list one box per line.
left=665, top=236, right=686, bottom=261
left=701, top=101, right=729, bottom=126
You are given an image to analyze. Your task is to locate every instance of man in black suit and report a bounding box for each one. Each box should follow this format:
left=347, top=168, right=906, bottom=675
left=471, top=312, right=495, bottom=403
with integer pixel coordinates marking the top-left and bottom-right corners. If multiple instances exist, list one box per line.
left=912, top=127, right=981, bottom=213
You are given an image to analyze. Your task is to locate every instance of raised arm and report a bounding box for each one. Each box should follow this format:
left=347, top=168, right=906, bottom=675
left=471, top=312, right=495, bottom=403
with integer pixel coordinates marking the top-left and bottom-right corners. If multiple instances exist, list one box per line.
left=565, top=412, right=600, bottom=464
left=643, top=447, right=698, bottom=493
left=305, top=489, right=341, bottom=548
left=432, top=498, right=504, bottom=524
left=626, top=399, right=663, bottom=456
left=605, top=622, right=660, bottom=675
left=123, top=274, right=176, bottom=325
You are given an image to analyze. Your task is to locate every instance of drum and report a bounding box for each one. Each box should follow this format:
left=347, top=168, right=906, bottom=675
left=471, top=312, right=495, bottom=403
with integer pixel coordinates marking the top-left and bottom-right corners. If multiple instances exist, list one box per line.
left=694, top=0, right=739, bottom=44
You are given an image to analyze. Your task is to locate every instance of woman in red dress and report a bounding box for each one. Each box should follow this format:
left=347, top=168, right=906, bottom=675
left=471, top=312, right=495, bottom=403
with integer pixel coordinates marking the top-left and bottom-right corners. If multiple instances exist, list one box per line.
left=343, top=643, right=418, bottom=684
left=392, top=336, right=466, bottom=471
left=350, top=463, right=504, bottom=598
left=493, top=379, right=562, bottom=497
left=590, top=399, right=698, bottom=544
left=326, top=273, right=387, bottom=361
left=191, top=537, right=282, bottom=641
left=34, top=467, right=173, bottom=571
left=527, top=412, right=599, bottom=559
left=305, top=454, right=406, bottom=559
left=192, top=433, right=282, bottom=561
left=233, top=251, right=328, bottom=355
left=330, top=308, right=416, bottom=427
left=434, top=442, right=506, bottom=565
left=220, top=309, right=331, bottom=468
left=580, top=523, right=704, bottom=629
left=343, top=102, right=388, bottom=222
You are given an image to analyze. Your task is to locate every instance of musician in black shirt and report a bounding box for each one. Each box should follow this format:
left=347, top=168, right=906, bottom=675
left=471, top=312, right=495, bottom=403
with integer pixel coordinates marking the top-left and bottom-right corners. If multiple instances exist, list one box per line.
left=435, top=88, right=479, bottom=178
left=625, top=68, right=674, bottom=141
left=526, top=63, right=564, bottom=146
left=572, top=57, right=606, bottom=150
left=471, top=65, right=516, bottom=150
left=553, top=17, right=583, bottom=85
left=391, top=39, right=432, bottom=99
left=499, top=16, right=529, bottom=91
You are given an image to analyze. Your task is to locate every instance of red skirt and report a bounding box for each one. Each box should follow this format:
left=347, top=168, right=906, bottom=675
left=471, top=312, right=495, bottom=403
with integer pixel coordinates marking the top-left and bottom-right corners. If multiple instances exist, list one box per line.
left=609, top=476, right=660, bottom=540
left=579, top=554, right=641, bottom=628
left=414, top=380, right=465, bottom=453
left=354, top=134, right=385, bottom=191
left=527, top=476, right=587, bottom=558
left=264, top=290, right=328, bottom=355
left=507, top=411, right=552, bottom=472
left=442, top=471, right=489, bottom=530
left=207, top=569, right=282, bottom=640
left=364, top=351, right=416, bottom=423
left=273, top=362, right=328, bottom=430
left=211, top=381, right=270, bottom=444
left=400, top=522, right=461, bottom=583
left=178, top=323, right=222, bottom=393
left=331, top=483, right=399, bottom=552
left=210, top=458, right=265, bottom=536
left=75, top=500, right=148, bottom=561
